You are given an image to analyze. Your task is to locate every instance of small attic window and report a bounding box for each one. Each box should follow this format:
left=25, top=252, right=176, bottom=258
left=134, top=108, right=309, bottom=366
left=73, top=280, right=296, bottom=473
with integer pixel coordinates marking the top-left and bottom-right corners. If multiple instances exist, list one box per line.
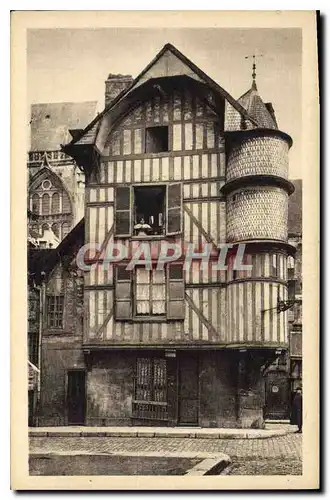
left=45, top=114, right=50, bottom=119
left=145, top=126, right=169, bottom=153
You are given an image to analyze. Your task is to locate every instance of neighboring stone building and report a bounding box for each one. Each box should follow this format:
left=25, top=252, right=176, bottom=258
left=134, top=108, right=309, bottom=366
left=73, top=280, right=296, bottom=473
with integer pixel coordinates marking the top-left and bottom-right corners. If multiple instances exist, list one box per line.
left=36, top=43, right=297, bottom=428
left=27, top=101, right=97, bottom=247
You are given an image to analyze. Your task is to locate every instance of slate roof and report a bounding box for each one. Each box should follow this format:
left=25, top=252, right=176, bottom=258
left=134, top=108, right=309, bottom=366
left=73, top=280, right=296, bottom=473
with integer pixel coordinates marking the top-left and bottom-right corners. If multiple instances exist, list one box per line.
left=30, top=101, right=98, bottom=151
left=237, top=83, right=278, bottom=130
left=288, top=179, right=302, bottom=235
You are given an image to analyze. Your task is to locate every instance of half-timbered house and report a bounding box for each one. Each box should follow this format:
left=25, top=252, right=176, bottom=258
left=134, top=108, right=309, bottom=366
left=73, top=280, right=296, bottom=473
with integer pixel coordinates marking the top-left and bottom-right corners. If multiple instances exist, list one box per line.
left=37, top=43, right=295, bottom=428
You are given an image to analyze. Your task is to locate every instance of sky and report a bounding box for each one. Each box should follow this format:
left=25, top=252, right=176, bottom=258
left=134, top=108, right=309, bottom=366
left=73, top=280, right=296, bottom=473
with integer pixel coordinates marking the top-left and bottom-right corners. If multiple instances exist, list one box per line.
left=27, top=28, right=302, bottom=178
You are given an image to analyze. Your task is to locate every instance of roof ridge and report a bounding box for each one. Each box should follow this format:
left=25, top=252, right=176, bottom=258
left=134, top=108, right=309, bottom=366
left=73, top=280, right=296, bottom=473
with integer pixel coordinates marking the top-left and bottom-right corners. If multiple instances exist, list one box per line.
left=64, top=43, right=259, bottom=147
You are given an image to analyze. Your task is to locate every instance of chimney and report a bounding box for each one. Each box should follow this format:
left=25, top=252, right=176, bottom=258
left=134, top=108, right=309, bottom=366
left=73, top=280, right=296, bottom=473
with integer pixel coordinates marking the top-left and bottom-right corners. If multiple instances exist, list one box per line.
left=105, top=74, right=133, bottom=107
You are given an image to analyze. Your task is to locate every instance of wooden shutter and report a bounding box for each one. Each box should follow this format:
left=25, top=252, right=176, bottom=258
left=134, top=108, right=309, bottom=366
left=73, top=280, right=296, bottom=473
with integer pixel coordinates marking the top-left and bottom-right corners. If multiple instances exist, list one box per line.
left=167, top=263, right=185, bottom=320
left=166, top=183, right=182, bottom=235
left=115, top=265, right=132, bottom=320
left=115, top=186, right=132, bottom=236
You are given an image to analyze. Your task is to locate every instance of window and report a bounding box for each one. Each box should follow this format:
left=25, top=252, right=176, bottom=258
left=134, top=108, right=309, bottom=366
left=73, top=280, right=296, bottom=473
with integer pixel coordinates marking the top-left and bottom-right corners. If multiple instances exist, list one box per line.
left=62, top=192, right=71, bottom=213
left=47, top=295, right=64, bottom=328
left=32, top=194, right=40, bottom=214
left=134, top=186, right=165, bottom=236
left=145, top=126, right=169, bottom=153
left=288, top=280, right=296, bottom=301
left=28, top=332, right=39, bottom=366
left=272, top=254, right=278, bottom=276
left=52, top=223, right=60, bottom=238
left=62, top=222, right=70, bottom=239
left=114, top=263, right=185, bottom=321
left=114, top=183, right=182, bottom=237
left=135, top=358, right=167, bottom=402
left=132, top=357, right=168, bottom=421
left=135, top=268, right=166, bottom=316
left=52, top=192, right=60, bottom=213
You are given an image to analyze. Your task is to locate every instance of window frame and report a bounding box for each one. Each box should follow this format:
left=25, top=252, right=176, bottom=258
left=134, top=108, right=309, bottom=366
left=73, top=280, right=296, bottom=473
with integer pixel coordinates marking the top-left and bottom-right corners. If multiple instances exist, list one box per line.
left=134, top=357, right=167, bottom=403
left=134, top=267, right=166, bottom=318
left=114, top=182, right=183, bottom=238
left=144, top=125, right=169, bottom=154
left=46, top=294, right=64, bottom=329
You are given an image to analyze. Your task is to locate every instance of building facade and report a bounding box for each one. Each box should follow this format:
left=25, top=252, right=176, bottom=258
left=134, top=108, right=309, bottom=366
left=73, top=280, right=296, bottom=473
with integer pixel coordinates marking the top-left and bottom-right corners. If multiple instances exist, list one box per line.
left=27, top=102, right=97, bottom=247
left=37, top=44, right=296, bottom=428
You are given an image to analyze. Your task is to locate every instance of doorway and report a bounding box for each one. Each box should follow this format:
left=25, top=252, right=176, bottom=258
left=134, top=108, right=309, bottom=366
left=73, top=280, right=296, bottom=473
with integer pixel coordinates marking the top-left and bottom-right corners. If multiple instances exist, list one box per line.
left=264, top=372, right=290, bottom=420
left=178, top=354, right=199, bottom=425
left=67, top=370, right=86, bottom=425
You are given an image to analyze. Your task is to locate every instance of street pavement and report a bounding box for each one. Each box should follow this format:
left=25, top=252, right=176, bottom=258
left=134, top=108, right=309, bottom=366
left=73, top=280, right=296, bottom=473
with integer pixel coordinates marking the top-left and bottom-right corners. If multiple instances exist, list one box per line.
left=29, top=432, right=302, bottom=475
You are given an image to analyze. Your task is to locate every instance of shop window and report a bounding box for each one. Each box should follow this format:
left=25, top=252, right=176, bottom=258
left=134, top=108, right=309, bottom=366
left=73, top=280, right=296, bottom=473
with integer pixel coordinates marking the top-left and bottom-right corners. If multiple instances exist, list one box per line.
left=46, top=295, right=64, bottom=328
left=145, top=126, right=169, bottom=153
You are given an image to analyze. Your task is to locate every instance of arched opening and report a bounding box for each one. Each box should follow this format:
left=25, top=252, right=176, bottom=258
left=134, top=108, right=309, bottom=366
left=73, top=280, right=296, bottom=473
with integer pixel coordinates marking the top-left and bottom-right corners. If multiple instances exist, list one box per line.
left=52, top=192, right=60, bottom=214
left=62, top=222, right=70, bottom=239
left=31, top=194, right=40, bottom=214
left=42, top=193, right=50, bottom=215
left=51, top=223, right=60, bottom=238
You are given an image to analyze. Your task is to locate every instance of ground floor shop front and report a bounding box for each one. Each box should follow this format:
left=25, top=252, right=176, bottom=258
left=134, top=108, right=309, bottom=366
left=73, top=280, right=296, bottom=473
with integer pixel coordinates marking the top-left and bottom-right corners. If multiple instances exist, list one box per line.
left=39, top=342, right=284, bottom=428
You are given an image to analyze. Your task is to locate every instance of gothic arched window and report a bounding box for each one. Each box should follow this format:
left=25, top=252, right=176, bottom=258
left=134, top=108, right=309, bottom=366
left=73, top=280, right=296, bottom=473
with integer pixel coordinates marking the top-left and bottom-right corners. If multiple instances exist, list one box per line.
left=42, top=193, right=50, bottom=215
left=62, top=192, right=71, bottom=213
left=41, top=223, right=49, bottom=236
left=52, top=223, right=60, bottom=238
left=32, top=194, right=40, bottom=214
left=62, top=222, right=70, bottom=239
left=52, top=192, right=60, bottom=214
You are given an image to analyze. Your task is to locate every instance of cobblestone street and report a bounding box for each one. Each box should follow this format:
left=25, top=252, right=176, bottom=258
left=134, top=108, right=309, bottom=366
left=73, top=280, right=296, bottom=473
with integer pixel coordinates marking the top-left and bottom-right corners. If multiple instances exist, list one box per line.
left=30, top=432, right=302, bottom=475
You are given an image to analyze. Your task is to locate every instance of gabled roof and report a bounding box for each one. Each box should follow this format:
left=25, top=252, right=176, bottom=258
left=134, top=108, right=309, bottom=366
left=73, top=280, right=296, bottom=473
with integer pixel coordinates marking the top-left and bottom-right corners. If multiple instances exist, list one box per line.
left=237, top=83, right=278, bottom=130
left=30, top=101, right=98, bottom=151
left=64, top=43, right=260, bottom=150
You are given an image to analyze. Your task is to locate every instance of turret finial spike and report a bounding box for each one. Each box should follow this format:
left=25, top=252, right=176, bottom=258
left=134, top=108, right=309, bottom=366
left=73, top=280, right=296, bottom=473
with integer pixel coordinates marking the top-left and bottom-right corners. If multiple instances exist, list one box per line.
left=245, top=53, right=264, bottom=90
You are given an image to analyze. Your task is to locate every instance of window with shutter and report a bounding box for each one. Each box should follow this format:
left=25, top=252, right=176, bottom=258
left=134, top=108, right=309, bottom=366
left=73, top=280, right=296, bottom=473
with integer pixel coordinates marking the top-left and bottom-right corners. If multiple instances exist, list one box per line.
left=115, top=265, right=132, bottom=320
left=166, top=183, right=182, bottom=235
left=115, top=186, right=132, bottom=236
left=167, top=263, right=185, bottom=320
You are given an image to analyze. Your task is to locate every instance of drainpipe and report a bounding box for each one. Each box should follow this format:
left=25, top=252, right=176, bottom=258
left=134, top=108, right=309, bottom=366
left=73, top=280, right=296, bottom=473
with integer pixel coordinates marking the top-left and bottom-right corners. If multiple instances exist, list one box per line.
left=35, top=275, right=46, bottom=426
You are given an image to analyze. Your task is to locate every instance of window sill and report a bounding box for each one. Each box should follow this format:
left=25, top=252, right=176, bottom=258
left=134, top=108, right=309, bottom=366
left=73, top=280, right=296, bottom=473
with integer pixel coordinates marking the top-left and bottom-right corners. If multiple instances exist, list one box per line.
left=131, top=235, right=166, bottom=240
left=133, top=316, right=167, bottom=322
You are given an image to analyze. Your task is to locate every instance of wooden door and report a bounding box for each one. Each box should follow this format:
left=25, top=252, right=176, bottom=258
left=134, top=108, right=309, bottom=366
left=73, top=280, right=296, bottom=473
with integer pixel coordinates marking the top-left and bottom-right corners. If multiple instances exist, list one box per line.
left=264, top=372, right=290, bottom=420
left=67, top=370, right=86, bottom=425
left=178, top=354, right=199, bottom=425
